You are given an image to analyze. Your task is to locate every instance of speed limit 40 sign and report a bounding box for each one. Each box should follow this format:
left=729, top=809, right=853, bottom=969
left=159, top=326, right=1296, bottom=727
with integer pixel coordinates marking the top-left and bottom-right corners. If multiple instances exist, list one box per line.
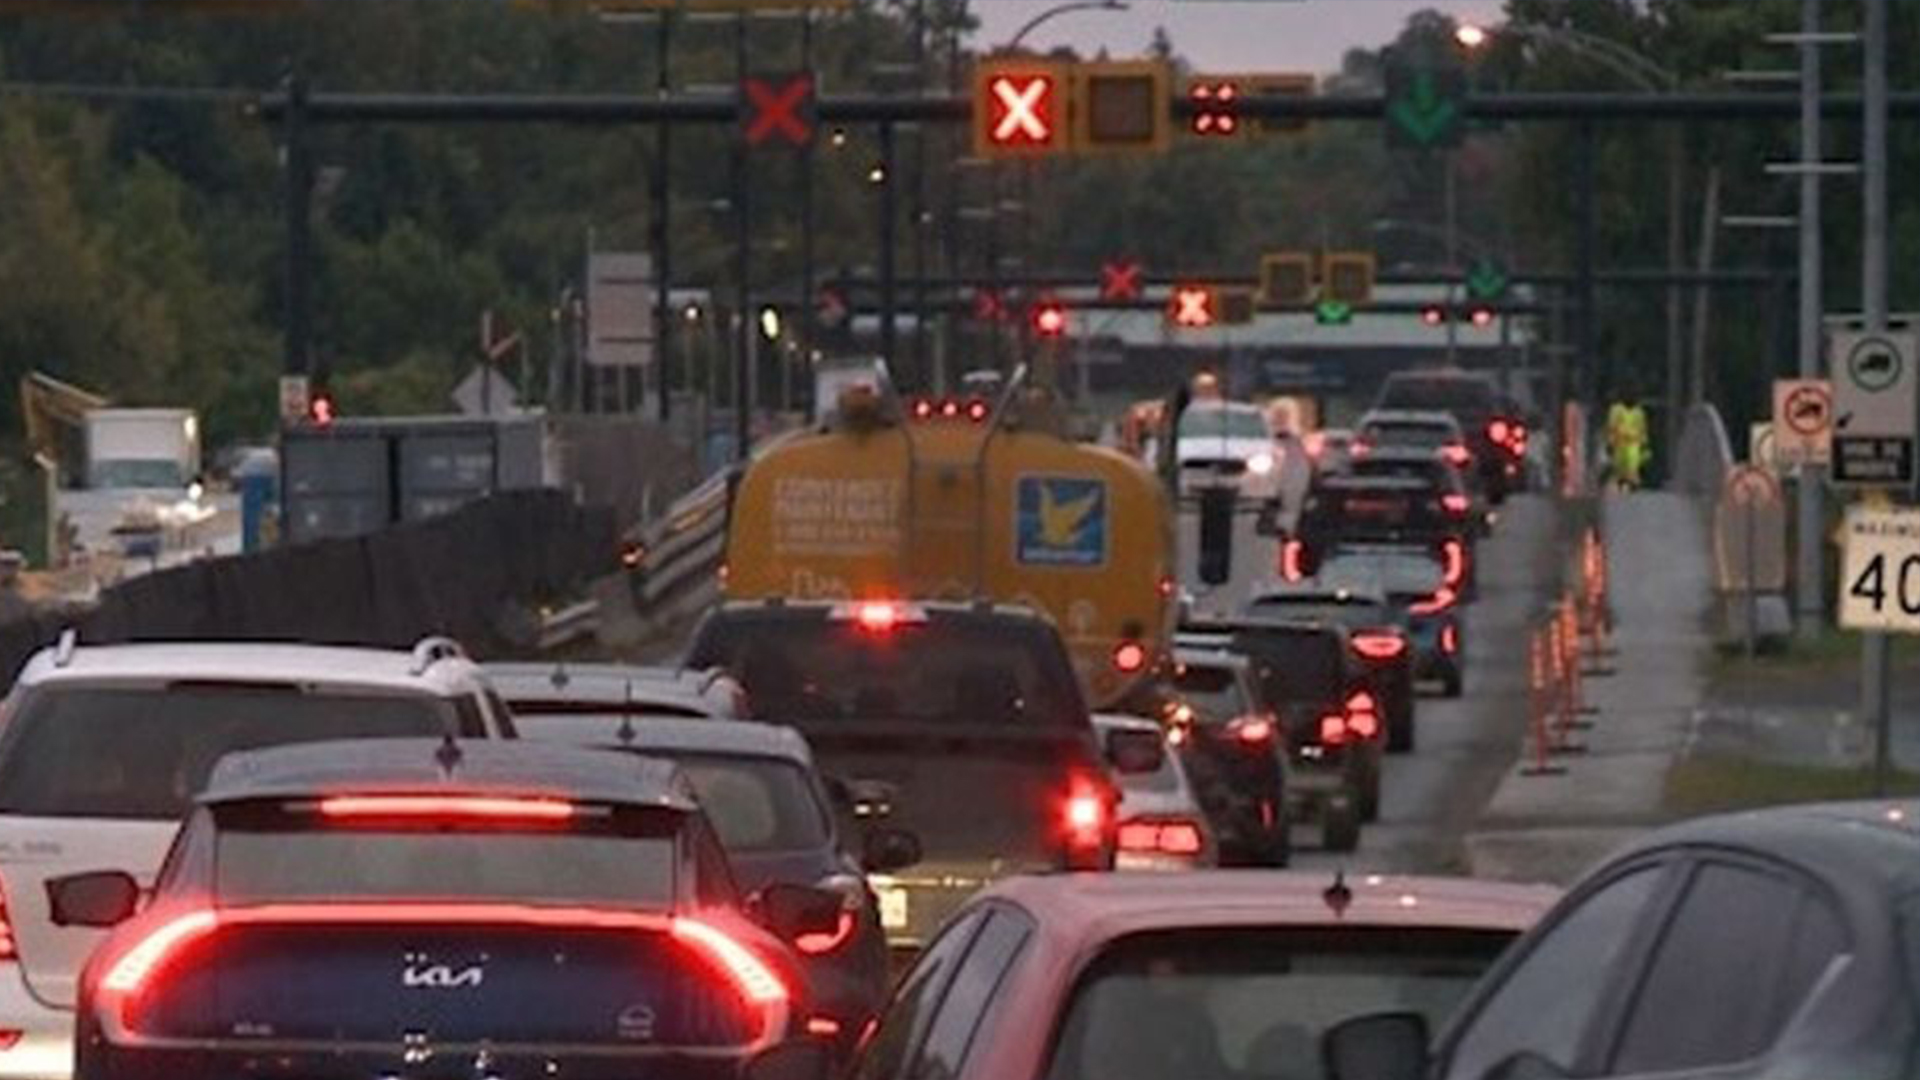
left=1840, top=506, right=1920, bottom=632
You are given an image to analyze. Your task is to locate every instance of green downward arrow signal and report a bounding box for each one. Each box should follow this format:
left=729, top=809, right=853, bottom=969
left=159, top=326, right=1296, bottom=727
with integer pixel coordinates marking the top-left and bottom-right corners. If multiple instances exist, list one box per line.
left=1465, top=262, right=1508, bottom=301
left=1390, top=72, right=1459, bottom=147
left=1315, top=299, right=1353, bottom=325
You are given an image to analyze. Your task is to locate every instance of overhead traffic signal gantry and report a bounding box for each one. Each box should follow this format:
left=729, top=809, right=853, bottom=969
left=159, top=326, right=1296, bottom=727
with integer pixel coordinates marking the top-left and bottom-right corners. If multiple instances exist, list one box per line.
left=974, top=59, right=1067, bottom=159
left=1260, top=251, right=1317, bottom=308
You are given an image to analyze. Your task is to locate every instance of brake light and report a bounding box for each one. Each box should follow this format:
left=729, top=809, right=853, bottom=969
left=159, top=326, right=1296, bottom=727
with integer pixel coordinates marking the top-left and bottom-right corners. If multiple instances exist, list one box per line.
left=855, top=601, right=899, bottom=633
left=1440, top=443, right=1472, bottom=468
left=1157, top=575, right=1177, bottom=599
left=1345, top=691, right=1381, bottom=740
left=1061, top=777, right=1110, bottom=859
left=1318, top=714, right=1350, bottom=747
left=1411, top=588, right=1458, bottom=616
left=100, top=910, right=219, bottom=997
left=1352, top=633, right=1407, bottom=661
left=1441, top=622, right=1460, bottom=654
left=794, top=910, right=856, bottom=956
left=940, top=399, right=961, bottom=419
left=672, top=916, right=790, bottom=1008
left=1113, top=641, right=1148, bottom=674
left=966, top=399, right=990, bottom=423
left=1232, top=716, right=1275, bottom=745
left=808, top=1016, right=843, bottom=1038
left=1441, top=492, right=1471, bottom=515
left=1350, top=439, right=1372, bottom=458
left=1281, top=539, right=1307, bottom=582
left=1488, top=419, right=1511, bottom=446
left=317, top=795, right=576, bottom=823
left=1117, top=819, right=1205, bottom=856
left=0, top=875, right=15, bottom=962
left=1440, top=539, right=1467, bottom=587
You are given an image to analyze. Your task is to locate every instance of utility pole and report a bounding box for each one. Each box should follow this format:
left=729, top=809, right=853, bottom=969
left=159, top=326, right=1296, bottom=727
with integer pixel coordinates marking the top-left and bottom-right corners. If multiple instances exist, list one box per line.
left=797, top=8, right=815, bottom=416
left=282, top=66, right=313, bottom=382
left=1862, top=0, right=1891, bottom=795
left=1796, top=0, right=1825, bottom=640
left=732, top=12, right=752, bottom=461
left=653, top=11, right=674, bottom=422
left=1576, top=121, right=1599, bottom=434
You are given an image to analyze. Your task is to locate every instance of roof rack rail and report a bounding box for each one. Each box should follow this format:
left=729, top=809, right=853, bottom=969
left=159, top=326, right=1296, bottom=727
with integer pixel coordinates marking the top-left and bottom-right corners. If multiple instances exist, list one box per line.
left=52, top=628, right=78, bottom=668
left=408, top=635, right=467, bottom=676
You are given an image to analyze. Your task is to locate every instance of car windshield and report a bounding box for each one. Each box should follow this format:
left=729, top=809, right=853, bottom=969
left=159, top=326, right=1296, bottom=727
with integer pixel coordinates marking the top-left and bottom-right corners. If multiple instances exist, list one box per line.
left=212, top=805, right=679, bottom=906
left=691, top=615, right=1086, bottom=728
left=0, top=684, right=468, bottom=819
left=1378, top=378, right=1496, bottom=414
left=1045, top=927, right=1514, bottom=1080
left=1180, top=409, right=1270, bottom=440
left=88, top=459, right=189, bottom=489
left=1169, top=662, right=1248, bottom=723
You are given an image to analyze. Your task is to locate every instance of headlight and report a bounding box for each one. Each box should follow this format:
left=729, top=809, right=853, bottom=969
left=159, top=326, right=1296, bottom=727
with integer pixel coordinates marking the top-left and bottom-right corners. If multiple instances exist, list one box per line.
left=1247, top=453, right=1275, bottom=476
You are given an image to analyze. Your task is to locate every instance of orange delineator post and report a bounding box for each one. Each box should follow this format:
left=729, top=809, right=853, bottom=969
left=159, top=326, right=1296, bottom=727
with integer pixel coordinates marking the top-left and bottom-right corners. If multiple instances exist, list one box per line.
left=1521, top=627, right=1566, bottom=776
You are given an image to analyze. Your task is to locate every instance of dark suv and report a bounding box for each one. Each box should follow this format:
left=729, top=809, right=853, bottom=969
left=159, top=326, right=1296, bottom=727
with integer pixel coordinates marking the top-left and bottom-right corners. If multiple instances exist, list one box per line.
left=687, top=600, right=1145, bottom=949
left=1375, top=369, right=1528, bottom=502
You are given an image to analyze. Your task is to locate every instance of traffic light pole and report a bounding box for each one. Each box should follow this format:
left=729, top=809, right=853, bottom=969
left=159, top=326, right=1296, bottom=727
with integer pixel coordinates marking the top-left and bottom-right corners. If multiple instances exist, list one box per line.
left=1444, top=152, right=1460, bottom=366
left=879, top=120, right=899, bottom=375
left=1795, top=0, right=1825, bottom=642
left=732, top=12, right=752, bottom=461
left=1576, top=120, right=1599, bottom=459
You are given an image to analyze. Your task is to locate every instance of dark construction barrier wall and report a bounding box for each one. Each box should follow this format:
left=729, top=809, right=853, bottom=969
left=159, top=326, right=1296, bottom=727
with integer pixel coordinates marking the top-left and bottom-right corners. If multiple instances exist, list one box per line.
left=0, top=490, right=615, bottom=688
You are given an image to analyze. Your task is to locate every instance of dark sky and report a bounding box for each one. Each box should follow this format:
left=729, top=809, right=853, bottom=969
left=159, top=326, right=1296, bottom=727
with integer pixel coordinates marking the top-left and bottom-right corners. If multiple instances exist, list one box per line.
left=972, top=0, right=1507, bottom=73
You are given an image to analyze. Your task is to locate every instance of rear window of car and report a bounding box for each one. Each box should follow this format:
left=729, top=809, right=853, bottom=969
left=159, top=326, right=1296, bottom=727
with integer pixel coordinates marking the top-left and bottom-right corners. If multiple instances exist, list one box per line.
left=1351, top=459, right=1448, bottom=488
left=1044, top=927, right=1514, bottom=1080
left=0, top=683, right=466, bottom=819
left=1320, top=552, right=1445, bottom=599
left=1245, top=598, right=1392, bottom=629
left=211, top=802, right=681, bottom=906
left=1179, top=409, right=1270, bottom=440
left=1231, top=629, right=1345, bottom=703
left=1377, top=377, right=1497, bottom=414
left=691, top=615, right=1087, bottom=729
left=1168, top=663, right=1249, bottom=723
left=628, top=751, right=828, bottom=854
left=1361, top=422, right=1453, bottom=450
left=1304, top=486, right=1431, bottom=533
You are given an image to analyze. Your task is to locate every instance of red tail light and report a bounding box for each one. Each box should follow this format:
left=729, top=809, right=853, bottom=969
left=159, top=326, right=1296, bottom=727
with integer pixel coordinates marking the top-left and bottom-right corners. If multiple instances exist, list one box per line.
left=100, top=910, right=219, bottom=998
left=1118, top=819, right=1205, bottom=856
left=1112, top=641, right=1148, bottom=674
left=1318, top=713, right=1350, bottom=747
left=671, top=917, right=790, bottom=1009
left=1231, top=716, right=1275, bottom=745
left=941, top=399, right=962, bottom=419
left=808, top=1016, right=843, bottom=1038
left=1440, top=443, right=1472, bottom=468
left=1439, top=539, right=1467, bottom=587
left=1488, top=419, right=1512, bottom=446
left=1061, top=777, right=1111, bottom=859
left=1441, top=622, right=1460, bottom=654
left=855, top=601, right=899, bottom=633
left=317, top=795, right=576, bottom=823
left=0, top=875, right=16, bottom=962
left=794, top=876, right=863, bottom=956
left=1411, top=588, right=1458, bottom=616
left=1350, top=439, right=1372, bottom=458
left=1352, top=633, right=1407, bottom=661
left=1281, top=539, right=1307, bottom=582
left=1345, top=690, right=1381, bottom=740
left=1157, top=574, right=1177, bottom=599
left=1441, top=493, right=1471, bottom=515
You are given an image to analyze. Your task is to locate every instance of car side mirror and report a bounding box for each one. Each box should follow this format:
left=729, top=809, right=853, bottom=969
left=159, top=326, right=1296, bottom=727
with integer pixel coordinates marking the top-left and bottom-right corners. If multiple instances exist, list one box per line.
left=861, top=826, right=922, bottom=873
left=1322, top=1011, right=1429, bottom=1080
left=47, top=871, right=141, bottom=928
left=751, top=883, right=845, bottom=942
left=839, top=778, right=895, bottom=820
left=1105, top=727, right=1166, bottom=775
left=745, top=1040, right=833, bottom=1080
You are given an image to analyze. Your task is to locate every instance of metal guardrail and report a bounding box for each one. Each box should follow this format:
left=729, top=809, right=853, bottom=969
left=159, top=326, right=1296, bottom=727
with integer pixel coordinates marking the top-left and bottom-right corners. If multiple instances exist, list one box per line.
left=623, top=467, right=735, bottom=641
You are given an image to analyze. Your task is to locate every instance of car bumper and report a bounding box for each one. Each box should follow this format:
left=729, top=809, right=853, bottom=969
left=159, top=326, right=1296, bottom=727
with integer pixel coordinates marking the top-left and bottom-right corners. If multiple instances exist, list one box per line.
left=0, top=974, right=75, bottom=1080
left=78, top=1045, right=752, bottom=1080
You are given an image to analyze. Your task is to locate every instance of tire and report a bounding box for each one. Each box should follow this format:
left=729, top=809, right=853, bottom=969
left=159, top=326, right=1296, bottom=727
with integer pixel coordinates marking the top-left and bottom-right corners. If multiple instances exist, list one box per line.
left=1322, top=802, right=1361, bottom=853
left=1262, top=808, right=1293, bottom=868
left=1354, top=756, right=1381, bottom=823
left=1442, top=668, right=1464, bottom=698
left=1387, top=705, right=1415, bottom=754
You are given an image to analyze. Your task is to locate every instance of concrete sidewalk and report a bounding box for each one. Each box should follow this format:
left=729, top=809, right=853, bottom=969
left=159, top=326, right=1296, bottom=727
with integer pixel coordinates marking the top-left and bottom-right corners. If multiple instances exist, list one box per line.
left=1465, top=491, right=1712, bottom=885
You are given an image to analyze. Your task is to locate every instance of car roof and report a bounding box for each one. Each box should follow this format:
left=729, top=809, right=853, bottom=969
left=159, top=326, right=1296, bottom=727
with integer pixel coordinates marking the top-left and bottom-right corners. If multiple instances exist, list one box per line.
left=1185, top=400, right=1262, bottom=413
left=484, top=662, right=738, bottom=710
left=1185, top=615, right=1349, bottom=639
left=202, top=738, right=695, bottom=811
left=1313, top=474, right=1432, bottom=493
left=979, top=871, right=1558, bottom=937
left=1608, top=799, right=1920, bottom=892
left=522, top=715, right=813, bottom=765
left=1362, top=409, right=1461, bottom=427
left=17, top=639, right=486, bottom=697
left=1354, top=446, right=1447, bottom=464
left=1170, top=646, right=1250, bottom=671
left=1091, top=713, right=1161, bottom=736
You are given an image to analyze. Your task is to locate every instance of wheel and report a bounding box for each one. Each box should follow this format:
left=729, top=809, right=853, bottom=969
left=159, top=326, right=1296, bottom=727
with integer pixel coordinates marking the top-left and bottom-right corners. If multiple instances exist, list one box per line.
left=1322, top=802, right=1361, bottom=853
left=1353, top=756, right=1382, bottom=823
left=1261, top=806, right=1292, bottom=868
left=1442, top=668, right=1464, bottom=698
left=1387, top=704, right=1415, bottom=754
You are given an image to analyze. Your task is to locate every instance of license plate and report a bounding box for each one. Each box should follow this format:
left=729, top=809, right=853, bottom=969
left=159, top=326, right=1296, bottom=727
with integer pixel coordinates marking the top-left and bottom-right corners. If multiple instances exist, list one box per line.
left=874, top=882, right=909, bottom=931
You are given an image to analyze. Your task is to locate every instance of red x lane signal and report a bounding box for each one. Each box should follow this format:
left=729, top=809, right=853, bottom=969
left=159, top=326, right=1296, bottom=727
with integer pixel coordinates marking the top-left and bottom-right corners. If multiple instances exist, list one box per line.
left=974, top=61, right=1065, bottom=158
left=1100, top=260, right=1143, bottom=302
left=742, top=73, right=815, bottom=148
left=1169, top=285, right=1218, bottom=329
left=973, top=288, right=1008, bottom=323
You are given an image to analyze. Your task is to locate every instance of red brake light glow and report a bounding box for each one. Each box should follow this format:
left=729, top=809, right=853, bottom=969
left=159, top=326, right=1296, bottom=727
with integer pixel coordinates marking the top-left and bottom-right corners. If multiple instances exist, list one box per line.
left=1440, top=443, right=1472, bottom=468
left=1281, top=539, right=1307, bottom=582
left=1352, top=633, right=1407, bottom=661
left=1488, top=419, right=1512, bottom=445
left=1318, top=714, right=1350, bottom=747
left=1062, top=778, right=1109, bottom=853
left=317, top=795, right=575, bottom=823
left=911, top=398, right=934, bottom=421
left=1441, top=493, right=1471, bottom=515
left=1118, top=819, right=1204, bottom=856
left=1303, top=432, right=1327, bottom=459
left=671, top=916, right=790, bottom=1008
left=855, top=601, right=899, bottom=633
left=1112, top=641, right=1148, bottom=674
left=0, top=875, right=16, bottom=962
left=100, top=910, right=218, bottom=997
left=1411, top=588, right=1458, bottom=616
left=1233, top=716, right=1275, bottom=745
left=1345, top=690, right=1381, bottom=740
left=966, top=399, right=991, bottom=423
left=1440, top=539, right=1467, bottom=587
left=1442, top=622, right=1460, bottom=654
left=794, top=911, right=857, bottom=956
left=808, top=1016, right=844, bottom=1038
left=940, top=399, right=961, bottom=419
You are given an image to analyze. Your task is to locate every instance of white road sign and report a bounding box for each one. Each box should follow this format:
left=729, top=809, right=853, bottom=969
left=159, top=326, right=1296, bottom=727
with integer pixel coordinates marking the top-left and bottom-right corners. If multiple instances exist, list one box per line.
left=1771, top=378, right=1832, bottom=468
left=1830, top=328, right=1917, bottom=486
left=587, top=252, right=656, bottom=368
left=1839, top=505, right=1920, bottom=633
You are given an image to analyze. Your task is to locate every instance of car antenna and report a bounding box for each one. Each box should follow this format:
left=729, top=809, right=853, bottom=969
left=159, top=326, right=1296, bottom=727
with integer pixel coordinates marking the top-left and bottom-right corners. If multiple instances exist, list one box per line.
left=1323, top=869, right=1353, bottom=918
left=434, top=732, right=463, bottom=776
left=616, top=682, right=637, bottom=746
left=549, top=662, right=570, bottom=690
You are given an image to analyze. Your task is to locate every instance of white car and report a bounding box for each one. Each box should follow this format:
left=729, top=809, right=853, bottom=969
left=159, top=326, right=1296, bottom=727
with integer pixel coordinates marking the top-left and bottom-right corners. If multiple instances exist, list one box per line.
left=484, top=661, right=748, bottom=731
left=1177, top=401, right=1283, bottom=502
left=0, top=634, right=513, bottom=1080
left=1092, top=713, right=1216, bottom=871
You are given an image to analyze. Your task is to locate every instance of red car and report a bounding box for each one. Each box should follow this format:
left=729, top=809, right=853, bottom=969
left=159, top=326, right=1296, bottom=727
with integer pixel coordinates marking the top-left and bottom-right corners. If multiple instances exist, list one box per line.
left=849, top=871, right=1557, bottom=1080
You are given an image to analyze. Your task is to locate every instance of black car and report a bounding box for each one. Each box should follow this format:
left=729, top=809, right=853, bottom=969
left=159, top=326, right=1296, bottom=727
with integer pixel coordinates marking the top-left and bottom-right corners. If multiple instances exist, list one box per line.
left=687, top=600, right=1146, bottom=948
left=1328, top=800, right=1920, bottom=1080
left=66, top=739, right=834, bottom=1080
left=1309, top=546, right=1466, bottom=698
left=517, top=715, right=914, bottom=1055
left=1242, top=581, right=1419, bottom=751
left=1345, top=445, right=1489, bottom=545
left=1139, top=646, right=1293, bottom=865
left=1374, top=369, right=1528, bottom=502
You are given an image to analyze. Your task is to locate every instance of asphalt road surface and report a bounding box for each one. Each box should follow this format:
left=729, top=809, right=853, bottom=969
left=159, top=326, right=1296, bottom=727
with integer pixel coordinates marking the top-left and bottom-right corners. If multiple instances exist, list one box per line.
left=1177, top=492, right=1562, bottom=874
